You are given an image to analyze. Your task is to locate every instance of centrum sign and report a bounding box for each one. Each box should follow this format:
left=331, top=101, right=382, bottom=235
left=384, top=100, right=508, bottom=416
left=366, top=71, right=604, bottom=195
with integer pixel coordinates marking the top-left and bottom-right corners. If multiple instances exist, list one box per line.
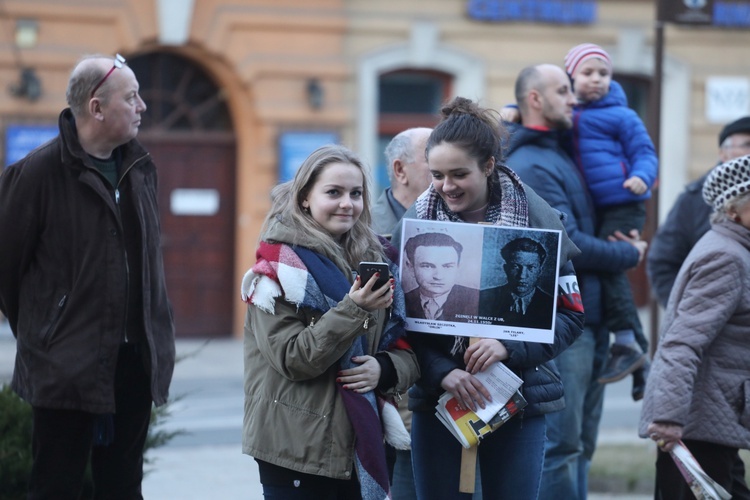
left=466, top=0, right=596, bottom=24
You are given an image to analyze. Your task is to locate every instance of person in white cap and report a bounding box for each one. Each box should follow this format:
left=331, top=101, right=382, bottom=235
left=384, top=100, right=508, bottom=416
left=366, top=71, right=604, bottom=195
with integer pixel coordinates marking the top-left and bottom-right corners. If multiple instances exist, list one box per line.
left=639, top=154, right=750, bottom=499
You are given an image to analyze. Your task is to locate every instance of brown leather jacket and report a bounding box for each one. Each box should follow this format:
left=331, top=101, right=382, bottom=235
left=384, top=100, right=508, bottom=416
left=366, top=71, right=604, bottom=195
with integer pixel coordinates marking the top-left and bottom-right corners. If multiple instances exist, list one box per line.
left=0, top=109, right=175, bottom=412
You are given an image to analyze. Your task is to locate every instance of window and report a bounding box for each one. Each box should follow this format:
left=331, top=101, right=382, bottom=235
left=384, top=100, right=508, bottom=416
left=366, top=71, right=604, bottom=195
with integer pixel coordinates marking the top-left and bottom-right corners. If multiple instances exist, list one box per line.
left=375, top=70, right=452, bottom=191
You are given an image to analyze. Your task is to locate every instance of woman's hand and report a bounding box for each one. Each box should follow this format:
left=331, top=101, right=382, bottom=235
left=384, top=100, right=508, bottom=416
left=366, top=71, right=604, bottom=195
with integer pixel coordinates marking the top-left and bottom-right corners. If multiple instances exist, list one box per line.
left=441, top=368, right=492, bottom=412
left=464, top=339, right=508, bottom=374
left=348, top=275, right=394, bottom=312
left=647, top=422, right=683, bottom=452
left=338, top=355, right=381, bottom=393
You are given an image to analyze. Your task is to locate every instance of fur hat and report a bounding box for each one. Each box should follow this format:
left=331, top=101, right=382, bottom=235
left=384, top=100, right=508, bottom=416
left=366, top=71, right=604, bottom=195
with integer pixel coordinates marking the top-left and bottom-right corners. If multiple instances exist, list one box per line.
left=718, top=116, right=750, bottom=147
left=702, top=154, right=750, bottom=211
left=564, top=43, right=612, bottom=77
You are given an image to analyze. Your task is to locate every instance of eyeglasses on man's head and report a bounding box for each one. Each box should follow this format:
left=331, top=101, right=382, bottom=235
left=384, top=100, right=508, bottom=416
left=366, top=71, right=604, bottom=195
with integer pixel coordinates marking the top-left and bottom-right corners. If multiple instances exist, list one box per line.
left=90, top=54, right=126, bottom=98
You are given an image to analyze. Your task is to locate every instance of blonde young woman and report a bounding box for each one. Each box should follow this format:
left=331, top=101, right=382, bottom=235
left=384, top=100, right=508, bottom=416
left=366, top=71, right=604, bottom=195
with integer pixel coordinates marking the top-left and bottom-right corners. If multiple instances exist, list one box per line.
left=240, top=145, right=419, bottom=499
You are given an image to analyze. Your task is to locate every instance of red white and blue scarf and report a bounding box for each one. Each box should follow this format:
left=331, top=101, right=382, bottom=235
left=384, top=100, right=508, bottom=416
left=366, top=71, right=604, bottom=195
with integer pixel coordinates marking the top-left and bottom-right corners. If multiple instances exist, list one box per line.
left=242, top=241, right=409, bottom=499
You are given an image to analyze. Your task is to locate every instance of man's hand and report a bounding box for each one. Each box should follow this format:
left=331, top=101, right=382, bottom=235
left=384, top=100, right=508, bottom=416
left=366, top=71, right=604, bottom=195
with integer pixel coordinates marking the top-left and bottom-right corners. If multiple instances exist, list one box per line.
left=499, top=106, right=521, bottom=124
left=609, top=229, right=648, bottom=264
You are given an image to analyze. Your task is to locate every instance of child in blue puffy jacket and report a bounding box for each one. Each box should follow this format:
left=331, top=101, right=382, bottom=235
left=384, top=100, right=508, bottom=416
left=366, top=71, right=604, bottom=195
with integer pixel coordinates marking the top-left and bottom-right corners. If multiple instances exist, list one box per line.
left=564, top=43, right=658, bottom=398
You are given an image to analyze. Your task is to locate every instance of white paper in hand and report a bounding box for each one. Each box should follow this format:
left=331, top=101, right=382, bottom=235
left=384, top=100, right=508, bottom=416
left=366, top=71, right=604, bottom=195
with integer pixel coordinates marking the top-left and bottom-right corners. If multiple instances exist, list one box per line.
left=471, top=362, right=522, bottom=422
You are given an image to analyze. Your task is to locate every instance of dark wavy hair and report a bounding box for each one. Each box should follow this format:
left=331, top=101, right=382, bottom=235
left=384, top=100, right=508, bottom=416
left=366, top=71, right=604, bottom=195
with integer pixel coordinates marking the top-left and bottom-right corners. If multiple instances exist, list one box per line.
left=425, top=96, right=510, bottom=168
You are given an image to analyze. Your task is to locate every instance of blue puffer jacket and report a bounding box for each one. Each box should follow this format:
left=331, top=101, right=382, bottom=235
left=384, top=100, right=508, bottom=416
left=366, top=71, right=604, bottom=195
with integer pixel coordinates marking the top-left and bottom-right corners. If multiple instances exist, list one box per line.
left=570, top=80, right=658, bottom=208
left=505, top=124, right=641, bottom=326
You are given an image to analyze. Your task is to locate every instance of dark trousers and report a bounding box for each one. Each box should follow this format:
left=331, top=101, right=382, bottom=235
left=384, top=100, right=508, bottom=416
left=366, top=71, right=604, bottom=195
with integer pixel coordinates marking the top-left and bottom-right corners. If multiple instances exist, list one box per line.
left=28, top=343, right=153, bottom=500
left=597, top=202, right=649, bottom=352
left=655, top=439, right=750, bottom=500
left=256, top=459, right=362, bottom=500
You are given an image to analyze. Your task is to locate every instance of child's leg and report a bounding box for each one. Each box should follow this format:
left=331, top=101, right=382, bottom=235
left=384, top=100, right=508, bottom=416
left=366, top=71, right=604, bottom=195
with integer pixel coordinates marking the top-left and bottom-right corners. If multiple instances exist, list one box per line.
left=596, top=202, right=647, bottom=340
left=597, top=202, right=648, bottom=384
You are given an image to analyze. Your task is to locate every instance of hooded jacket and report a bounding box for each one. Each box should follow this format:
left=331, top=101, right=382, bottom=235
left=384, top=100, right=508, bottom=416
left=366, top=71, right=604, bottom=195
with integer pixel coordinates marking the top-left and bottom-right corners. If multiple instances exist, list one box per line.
left=639, top=218, right=750, bottom=449
left=570, top=80, right=658, bottom=208
left=241, top=217, right=419, bottom=480
left=0, top=109, right=175, bottom=412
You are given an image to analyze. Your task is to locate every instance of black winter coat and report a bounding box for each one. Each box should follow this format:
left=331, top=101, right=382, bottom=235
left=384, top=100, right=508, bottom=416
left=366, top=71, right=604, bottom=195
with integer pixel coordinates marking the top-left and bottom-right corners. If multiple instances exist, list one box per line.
left=0, top=109, right=175, bottom=412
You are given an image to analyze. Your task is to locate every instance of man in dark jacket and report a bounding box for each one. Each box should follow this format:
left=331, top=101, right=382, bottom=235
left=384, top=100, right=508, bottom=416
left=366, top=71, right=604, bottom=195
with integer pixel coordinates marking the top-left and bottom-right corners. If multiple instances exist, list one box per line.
left=0, top=54, right=175, bottom=498
left=479, top=236, right=555, bottom=329
left=647, top=115, right=750, bottom=306
left=504, top=64, right=646, bottom=500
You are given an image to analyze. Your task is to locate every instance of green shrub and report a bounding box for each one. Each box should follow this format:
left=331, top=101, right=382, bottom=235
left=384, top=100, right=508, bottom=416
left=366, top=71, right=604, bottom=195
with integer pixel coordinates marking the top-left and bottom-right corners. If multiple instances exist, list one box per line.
left=0, top=384, right=182, bottom=499
left=0, top=385, right=33, bottom=499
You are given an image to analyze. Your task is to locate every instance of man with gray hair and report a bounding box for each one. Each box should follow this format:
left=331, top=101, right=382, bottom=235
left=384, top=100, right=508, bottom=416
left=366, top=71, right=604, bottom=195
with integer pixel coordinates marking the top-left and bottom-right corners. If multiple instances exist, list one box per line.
left=0, top=54, right=175, bottom=498
left=648, top=116, right=750, bottom=306
left=372, top=127, right=432, bottom=236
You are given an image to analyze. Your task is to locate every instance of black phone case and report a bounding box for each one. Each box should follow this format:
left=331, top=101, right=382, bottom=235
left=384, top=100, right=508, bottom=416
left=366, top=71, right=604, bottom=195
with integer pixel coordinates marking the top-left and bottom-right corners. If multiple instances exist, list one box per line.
left=358, top=262, right=390, bottom=288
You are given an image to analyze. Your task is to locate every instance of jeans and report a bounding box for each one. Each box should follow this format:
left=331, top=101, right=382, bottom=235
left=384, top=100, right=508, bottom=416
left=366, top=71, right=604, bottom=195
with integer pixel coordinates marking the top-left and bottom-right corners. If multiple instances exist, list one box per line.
left=412, top=410, right=545, bottom=499
left=28, top=343, right=153, bottom=500
left=392, top=449, right=417, bottom=500
left=539, top=325, right=608, bottom=500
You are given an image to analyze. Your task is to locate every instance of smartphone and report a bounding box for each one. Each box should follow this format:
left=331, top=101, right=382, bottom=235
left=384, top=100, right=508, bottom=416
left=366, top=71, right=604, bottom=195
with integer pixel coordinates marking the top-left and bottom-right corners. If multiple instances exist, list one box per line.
left=358, top=261, right=390, bottom=289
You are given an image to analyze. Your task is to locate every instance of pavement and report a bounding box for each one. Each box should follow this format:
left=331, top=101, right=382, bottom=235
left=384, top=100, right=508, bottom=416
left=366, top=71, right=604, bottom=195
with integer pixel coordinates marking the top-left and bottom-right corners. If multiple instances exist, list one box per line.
left=0, top=322, right=651, bottom=499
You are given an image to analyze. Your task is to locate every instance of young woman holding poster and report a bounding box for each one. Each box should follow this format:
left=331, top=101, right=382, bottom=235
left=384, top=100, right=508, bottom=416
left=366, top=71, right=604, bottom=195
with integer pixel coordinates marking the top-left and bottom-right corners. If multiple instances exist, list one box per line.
left=391, top=97, right=584, bottom=499
left=240, top=145, right=419, bottom=499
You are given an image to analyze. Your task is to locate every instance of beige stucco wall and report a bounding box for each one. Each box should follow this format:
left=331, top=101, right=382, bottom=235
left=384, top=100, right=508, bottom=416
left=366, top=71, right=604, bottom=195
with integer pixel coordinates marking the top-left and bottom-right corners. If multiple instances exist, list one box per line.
left=2, top=0, right=749, bottom=336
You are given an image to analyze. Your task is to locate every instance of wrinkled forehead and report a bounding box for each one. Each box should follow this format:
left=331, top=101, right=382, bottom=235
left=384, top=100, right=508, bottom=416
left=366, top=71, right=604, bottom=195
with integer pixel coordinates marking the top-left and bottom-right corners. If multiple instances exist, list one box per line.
left=413, top=245, right=460, bottom=264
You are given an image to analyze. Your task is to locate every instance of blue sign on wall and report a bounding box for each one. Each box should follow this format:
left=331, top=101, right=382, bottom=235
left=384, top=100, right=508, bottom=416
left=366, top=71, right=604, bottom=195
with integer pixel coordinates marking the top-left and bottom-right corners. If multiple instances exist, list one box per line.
left=278, top=131, right=339, bottom=183
left=467, top=0, right=597, bottom=24
left=5, top=124, right=58, bottom=167
left=714, top=1, right=750, bottom=27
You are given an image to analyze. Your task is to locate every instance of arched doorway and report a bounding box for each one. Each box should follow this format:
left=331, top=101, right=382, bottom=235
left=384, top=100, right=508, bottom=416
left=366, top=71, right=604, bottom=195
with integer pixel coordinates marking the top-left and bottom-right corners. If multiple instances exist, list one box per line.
left=130, top=52, right=236, bottom=338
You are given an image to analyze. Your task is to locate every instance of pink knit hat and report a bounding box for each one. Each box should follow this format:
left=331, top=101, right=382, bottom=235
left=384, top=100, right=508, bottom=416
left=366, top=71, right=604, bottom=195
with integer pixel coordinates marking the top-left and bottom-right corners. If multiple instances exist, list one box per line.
left=564, top=43, right=612, bottom=77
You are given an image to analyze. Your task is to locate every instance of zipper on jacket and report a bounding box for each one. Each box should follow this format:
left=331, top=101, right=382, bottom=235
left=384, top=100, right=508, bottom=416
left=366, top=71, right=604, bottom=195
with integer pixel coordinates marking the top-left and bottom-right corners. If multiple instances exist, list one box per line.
left=113, top=153, right=148, bottom=343
left=42, top=294, right=68, bottom=346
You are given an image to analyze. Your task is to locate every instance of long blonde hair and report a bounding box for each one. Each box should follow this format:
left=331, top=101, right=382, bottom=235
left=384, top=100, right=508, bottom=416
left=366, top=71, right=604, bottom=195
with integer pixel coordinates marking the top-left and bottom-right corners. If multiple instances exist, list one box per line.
left=260, top=144, right=385, bottom=271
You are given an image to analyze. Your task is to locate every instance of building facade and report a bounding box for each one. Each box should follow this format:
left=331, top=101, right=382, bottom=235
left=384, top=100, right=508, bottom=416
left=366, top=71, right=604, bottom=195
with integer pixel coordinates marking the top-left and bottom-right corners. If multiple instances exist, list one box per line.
left=1, top=0, right=748, bottom=337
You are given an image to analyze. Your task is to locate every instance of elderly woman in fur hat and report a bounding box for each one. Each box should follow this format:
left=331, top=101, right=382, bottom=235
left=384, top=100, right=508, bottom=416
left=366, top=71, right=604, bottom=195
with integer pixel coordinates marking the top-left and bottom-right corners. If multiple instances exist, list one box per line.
left=639, top=154, right=750, bottom=499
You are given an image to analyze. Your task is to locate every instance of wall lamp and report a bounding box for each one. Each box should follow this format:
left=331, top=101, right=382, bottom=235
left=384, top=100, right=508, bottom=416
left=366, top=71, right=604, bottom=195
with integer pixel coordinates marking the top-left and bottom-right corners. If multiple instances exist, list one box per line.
left=9, top=19, right=41, bottom=101
left=15, top=19, right=38, bottom=48
left=306, top=78, right=324, bottom=110
left=9, top=68, right=42, bottom=102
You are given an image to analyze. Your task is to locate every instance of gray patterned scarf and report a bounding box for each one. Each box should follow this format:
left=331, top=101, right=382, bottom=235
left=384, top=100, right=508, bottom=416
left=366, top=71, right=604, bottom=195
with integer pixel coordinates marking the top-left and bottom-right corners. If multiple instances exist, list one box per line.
left=414, top=164, right=530, bottom=355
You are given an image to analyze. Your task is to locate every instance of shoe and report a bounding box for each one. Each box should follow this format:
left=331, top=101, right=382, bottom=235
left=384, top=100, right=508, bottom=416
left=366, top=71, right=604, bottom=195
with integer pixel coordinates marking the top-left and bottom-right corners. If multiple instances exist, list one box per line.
left=631, top=358, right=650, bottom=402
left=598, top=342, right=646, bottom=384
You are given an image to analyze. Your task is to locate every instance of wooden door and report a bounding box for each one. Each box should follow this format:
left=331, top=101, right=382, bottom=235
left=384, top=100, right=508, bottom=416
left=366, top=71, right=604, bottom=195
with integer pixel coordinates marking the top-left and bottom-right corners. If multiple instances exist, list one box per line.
left=130, top=52, right=236, bottom=338
left=141, top=134, right=236, bottom=337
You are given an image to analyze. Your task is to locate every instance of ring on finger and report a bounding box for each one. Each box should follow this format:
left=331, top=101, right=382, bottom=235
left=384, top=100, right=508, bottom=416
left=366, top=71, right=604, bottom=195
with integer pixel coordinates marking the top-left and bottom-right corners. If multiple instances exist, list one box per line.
left=657, top=439, right=665, bottom=448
